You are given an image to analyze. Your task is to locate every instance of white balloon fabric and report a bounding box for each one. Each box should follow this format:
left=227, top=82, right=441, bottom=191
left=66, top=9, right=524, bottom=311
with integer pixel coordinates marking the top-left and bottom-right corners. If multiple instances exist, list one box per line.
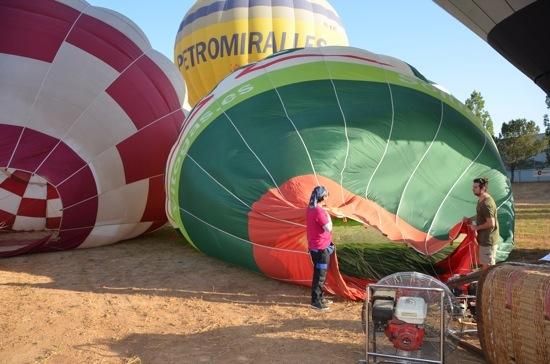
left=0, top=0, right=186, bottom=256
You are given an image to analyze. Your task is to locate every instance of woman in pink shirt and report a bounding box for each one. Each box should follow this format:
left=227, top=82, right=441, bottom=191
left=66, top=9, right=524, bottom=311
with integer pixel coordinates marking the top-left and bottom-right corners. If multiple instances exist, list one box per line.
left=306, top=186, right=335, bottom=310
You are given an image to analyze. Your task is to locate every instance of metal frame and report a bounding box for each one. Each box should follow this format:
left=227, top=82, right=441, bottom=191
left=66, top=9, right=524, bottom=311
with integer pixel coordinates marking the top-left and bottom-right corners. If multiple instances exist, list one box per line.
left=361, top=284, right=446, bottom=364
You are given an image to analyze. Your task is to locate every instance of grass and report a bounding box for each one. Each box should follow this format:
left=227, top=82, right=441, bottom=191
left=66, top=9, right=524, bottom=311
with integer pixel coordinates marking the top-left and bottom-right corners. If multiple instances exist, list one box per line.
left=507, top=182, right=550, bottom=263
left=334, top=182, right=550, bottom=279
left=506, top=183, right=550, bottom=262
left=514, top=204, right=550, bottom=243
left=333, top=220, right=456, bottom=280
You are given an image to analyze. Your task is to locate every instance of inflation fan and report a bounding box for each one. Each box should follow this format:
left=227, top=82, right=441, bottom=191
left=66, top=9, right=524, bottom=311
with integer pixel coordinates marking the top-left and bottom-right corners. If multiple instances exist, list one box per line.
left=360, top=272, right=460, bottom=363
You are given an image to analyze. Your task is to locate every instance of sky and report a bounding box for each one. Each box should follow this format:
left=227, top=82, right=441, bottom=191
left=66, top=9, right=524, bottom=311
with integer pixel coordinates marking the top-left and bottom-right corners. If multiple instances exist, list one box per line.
left=88, top=0, right=549, bottom=134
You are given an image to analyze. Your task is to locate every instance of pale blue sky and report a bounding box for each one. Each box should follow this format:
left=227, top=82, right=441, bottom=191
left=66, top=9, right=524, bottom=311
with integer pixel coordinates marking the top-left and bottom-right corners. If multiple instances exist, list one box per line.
left=88, top=0, right=549, bottom=134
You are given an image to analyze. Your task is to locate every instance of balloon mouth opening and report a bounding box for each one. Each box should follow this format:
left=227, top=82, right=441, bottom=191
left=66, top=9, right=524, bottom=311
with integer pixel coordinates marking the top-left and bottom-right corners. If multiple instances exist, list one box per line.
left=331, top=215, right=458, bottom=281
left=0, top=168, right=63, bottom=255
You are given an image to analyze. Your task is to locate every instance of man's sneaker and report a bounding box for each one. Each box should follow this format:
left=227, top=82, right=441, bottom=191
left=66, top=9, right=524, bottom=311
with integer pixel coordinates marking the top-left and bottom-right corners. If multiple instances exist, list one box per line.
left=322, top=298, right=334, bottom=305
left=310, top=303, right=330, bottom=311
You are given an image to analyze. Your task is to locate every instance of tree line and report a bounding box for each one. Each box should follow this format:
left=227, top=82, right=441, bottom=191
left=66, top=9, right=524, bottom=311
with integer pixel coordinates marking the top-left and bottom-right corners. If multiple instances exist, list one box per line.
left=464, top=91, right=549, bottom=182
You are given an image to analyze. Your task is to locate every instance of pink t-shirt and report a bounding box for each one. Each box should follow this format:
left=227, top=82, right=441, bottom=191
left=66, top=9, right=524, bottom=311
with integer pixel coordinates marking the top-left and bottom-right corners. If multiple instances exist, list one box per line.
left=306, top=206, right=332, bottom=250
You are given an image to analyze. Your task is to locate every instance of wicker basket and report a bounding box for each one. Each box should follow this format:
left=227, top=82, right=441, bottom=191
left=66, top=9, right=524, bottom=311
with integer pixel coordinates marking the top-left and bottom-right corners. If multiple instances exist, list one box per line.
left=477, top=263, right=550, bottom=364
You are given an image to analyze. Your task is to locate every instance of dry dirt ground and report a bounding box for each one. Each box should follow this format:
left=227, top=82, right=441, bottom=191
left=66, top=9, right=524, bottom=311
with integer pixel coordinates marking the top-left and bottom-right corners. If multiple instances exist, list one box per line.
left=0, top=227, right=485, bottom=364
left=3, top=182, right=548, bottom=363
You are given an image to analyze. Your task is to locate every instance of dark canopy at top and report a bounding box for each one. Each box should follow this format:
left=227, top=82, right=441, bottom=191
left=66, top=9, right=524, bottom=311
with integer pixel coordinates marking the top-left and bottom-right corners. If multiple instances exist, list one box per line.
left=435, top=0, right=550, bottom=95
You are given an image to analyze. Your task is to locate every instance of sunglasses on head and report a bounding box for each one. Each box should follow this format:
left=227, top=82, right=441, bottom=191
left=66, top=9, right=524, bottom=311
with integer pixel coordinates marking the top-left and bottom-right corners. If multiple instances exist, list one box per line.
left=474, top=178, right=487, bottom=185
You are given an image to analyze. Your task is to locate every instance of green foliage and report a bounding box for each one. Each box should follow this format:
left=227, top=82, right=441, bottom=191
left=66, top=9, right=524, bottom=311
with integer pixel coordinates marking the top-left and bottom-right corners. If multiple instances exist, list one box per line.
left=465, top=90, right=495, bottom=136
left=544, top=114, right=550, bottom=166
left=497, top=119, right=546, bottom=181
left=545, top=96, right=550, bottom=165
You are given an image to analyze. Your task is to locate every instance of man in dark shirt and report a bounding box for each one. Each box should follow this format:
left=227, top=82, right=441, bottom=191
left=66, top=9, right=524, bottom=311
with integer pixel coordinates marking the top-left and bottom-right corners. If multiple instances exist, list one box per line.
left=465, top=177, right=500, bottom=270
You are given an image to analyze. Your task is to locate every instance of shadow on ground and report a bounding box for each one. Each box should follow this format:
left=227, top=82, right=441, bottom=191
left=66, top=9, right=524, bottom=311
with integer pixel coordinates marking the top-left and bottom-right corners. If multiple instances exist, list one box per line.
left=0, top=227, right=316, bottom=307
left=507, top=248, right=549, bottom=263
left=76, top=318, right=362, bottom=363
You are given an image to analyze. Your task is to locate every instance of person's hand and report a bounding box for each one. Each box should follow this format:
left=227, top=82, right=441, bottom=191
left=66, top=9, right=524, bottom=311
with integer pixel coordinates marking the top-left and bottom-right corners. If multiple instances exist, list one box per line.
left=462, top=216, right=472, bottom=225
left=326, top=207, right=345, bottom=218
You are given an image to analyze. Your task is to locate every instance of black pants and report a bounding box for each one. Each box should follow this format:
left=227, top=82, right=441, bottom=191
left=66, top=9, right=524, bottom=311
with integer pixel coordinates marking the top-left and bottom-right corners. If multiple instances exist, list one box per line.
left=310, top=249, right=330, bottom=306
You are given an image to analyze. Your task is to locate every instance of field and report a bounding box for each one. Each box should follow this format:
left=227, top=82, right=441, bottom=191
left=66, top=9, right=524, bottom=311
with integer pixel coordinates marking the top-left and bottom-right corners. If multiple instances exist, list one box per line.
left=507, top=182, right=550, bottom=262
left=0, top=183, right=548, bottom=363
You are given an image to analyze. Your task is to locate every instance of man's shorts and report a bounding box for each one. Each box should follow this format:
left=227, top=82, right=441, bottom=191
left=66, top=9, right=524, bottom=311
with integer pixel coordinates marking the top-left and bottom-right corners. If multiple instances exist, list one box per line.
left=478, top=244, right=498, bottom=265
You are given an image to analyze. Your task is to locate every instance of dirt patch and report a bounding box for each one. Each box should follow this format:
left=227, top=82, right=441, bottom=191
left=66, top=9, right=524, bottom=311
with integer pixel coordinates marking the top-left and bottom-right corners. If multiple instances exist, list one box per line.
left=0, top=227, right=483, bottom=363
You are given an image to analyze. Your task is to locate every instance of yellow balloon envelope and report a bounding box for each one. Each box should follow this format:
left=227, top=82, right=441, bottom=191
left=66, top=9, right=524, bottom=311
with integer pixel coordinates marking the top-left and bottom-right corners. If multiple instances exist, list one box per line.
left=174, top=0, right=349, bottom=106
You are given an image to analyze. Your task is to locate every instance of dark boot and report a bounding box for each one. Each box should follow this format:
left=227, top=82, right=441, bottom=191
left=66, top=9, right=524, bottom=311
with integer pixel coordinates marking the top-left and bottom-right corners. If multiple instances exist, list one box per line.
left=310, top=249, right=330, bottom=308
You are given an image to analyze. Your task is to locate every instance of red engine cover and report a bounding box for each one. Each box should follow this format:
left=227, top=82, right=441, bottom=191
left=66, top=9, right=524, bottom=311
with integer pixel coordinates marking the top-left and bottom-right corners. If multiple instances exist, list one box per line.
left=385, top=320, right=425, bottom=351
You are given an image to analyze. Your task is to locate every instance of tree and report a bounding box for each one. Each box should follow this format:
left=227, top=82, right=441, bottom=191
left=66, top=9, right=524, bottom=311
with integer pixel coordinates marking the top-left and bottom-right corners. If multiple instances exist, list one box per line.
left=497, top=119, right=546, bottom=182
left=545, top=114, right=550, bottom=166
left=465, top=90, right=495, bottom=136
left=545, top=96, right=550, bottom=165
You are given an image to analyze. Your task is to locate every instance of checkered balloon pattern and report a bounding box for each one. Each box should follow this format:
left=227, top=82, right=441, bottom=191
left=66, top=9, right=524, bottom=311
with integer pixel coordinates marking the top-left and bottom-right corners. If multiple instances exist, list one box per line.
left=0, top=169, right=61, bottom=231
left=0, top=0, right=186, bottom=256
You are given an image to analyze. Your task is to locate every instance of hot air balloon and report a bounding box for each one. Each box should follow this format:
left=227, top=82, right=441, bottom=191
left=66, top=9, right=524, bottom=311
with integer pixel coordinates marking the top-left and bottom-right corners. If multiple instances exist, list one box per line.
left=435, top=0, right=550, bottom=94
left=174, top=0, right=349, bottom=107
left=166, top=46, right=514, bottom=299
left=0, top=0, right=185, bottom=256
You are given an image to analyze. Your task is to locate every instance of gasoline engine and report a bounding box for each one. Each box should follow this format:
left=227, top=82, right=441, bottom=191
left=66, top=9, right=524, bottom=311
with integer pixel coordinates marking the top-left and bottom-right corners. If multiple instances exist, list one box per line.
left=372, top=290, right=428, bottom=351
left=362, top=272, right=470, bottom=364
